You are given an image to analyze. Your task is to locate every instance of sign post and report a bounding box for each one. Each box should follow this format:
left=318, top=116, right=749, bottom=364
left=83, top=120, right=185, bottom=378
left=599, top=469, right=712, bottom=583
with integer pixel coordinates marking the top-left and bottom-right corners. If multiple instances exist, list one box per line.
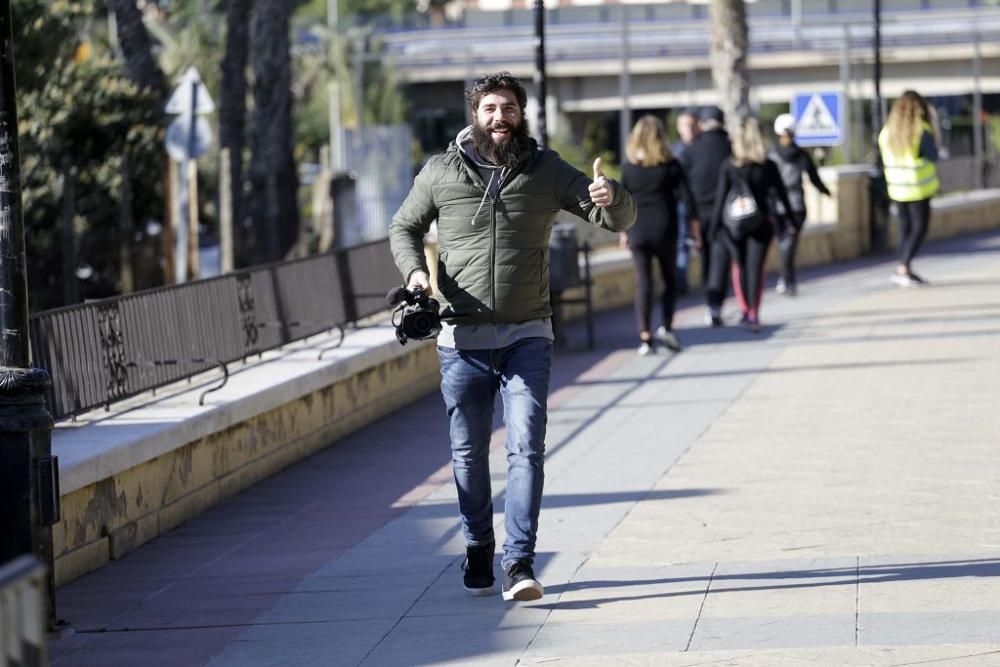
left=165, top=66, right=215, bottom=282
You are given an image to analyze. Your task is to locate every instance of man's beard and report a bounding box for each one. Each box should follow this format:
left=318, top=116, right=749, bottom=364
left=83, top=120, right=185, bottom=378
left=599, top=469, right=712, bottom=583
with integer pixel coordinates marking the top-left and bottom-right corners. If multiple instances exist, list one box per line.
left=471, top=118, right=532, bottom=169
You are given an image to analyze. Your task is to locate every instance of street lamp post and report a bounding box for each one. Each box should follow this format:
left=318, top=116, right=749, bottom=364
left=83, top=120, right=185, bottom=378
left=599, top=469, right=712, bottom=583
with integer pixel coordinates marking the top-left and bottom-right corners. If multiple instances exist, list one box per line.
left=872, top=0, right=882, bottom=132
left=869, top=0, right=888, bottom=252
left=533, top=0, right=548, bottom=147
left=0, top=0, right=60, bottom=625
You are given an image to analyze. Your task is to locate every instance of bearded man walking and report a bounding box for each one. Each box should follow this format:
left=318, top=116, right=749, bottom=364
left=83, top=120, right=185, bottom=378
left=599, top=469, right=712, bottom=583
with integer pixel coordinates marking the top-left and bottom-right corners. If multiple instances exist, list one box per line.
left=390, top=72, right=635, bottom=601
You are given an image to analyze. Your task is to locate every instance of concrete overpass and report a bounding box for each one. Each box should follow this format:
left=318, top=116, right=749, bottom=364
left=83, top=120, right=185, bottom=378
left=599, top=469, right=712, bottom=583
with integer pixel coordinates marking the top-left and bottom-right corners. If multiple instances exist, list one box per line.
left=383, top=5, right=1000, bottom=153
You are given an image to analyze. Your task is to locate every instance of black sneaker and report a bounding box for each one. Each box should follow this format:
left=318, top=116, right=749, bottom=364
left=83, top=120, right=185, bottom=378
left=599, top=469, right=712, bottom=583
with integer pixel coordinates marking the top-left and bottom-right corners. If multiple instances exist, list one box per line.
left=502, top=560, right=544, bottom=602
left=462, top=541, right=495, bottom=596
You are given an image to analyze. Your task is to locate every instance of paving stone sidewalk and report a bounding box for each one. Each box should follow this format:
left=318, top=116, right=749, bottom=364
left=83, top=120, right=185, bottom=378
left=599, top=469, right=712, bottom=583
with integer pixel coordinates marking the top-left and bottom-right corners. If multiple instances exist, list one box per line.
left=51, top=232, right=1000, bottom=666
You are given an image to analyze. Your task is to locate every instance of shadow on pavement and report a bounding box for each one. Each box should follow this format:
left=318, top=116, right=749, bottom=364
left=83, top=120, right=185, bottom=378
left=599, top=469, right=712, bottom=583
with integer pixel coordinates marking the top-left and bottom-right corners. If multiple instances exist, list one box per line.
left=559, top=356, right=975, bottom=388
left=542, top=558, right=1000, bottom=609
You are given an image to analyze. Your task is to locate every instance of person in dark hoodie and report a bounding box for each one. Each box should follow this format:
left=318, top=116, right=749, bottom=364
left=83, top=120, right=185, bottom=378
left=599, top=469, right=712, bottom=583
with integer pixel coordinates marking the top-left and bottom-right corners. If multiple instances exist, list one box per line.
left=769, top=113, right=832, bottom=296
left=390, top=72, right=635, bottom=603
left=681, top=106, right=732, bottom=326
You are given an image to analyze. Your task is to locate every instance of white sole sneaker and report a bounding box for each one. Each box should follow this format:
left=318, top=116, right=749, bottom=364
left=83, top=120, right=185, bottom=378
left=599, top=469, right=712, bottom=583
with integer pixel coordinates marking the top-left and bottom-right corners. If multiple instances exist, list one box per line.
left=502, top=579, right=544, bottom=601
left=655, top=327, right=681, bottom=351
left=891, top=273, right=915, bottom=288
left=464, top=584, right=495, bottom=597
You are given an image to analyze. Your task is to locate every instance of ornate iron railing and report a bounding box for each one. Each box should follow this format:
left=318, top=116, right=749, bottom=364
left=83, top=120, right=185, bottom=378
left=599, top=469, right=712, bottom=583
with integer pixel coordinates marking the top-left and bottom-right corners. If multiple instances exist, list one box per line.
left=28, top=239, right=402, bottom=422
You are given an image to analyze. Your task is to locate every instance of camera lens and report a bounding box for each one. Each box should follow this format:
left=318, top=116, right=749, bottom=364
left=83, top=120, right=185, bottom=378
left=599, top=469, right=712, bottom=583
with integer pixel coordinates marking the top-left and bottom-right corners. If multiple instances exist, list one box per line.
left=409, top=312, right=435, bottom=337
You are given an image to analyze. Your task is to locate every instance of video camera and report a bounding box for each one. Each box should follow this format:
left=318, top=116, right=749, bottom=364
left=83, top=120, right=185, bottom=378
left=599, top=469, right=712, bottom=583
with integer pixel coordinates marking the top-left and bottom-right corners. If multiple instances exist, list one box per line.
left=386, top=285, right=443, bottom=345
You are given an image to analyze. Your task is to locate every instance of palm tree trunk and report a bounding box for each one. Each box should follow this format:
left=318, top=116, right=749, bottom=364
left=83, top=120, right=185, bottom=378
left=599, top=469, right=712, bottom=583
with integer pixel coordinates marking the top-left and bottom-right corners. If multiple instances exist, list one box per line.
left=249, top=0, right=299, bottom=263
left=105, top=0, right=168, bottom=100
left=220, top=0, right=253, bottom=266
left=709, top=0, right=751, bottom=135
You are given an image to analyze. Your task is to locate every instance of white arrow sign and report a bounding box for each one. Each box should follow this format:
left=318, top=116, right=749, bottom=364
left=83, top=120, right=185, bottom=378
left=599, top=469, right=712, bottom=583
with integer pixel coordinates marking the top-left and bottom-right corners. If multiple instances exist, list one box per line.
left=165, top=66, right=216, bottom=115
left=165, top=115, right=213, bottom=162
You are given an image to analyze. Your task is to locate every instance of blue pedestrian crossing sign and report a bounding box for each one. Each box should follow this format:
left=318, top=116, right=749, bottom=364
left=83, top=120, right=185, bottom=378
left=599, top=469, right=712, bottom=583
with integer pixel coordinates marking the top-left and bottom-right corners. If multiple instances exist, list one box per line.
left=791, top=92, right=844, bottom=147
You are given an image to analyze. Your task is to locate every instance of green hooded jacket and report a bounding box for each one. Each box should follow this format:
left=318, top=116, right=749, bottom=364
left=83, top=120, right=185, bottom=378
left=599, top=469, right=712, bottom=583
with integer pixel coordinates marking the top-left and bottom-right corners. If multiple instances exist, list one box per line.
left=390, top=131, right=635, bottom=325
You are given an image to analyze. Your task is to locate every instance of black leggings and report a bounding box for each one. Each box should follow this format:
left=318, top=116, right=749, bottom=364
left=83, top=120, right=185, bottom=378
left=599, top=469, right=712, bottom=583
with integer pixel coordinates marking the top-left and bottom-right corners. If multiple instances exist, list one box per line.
left=705, top=237, right=731, bottom=312
left=778, top=210, right=807, bottom=287
left=708, top=228, right=773, bottom=317
left=729, top=228, right=773, bottom=318
left=896, top=198, right=931, bottom=268
left=630, top=236, right=678, bottom=334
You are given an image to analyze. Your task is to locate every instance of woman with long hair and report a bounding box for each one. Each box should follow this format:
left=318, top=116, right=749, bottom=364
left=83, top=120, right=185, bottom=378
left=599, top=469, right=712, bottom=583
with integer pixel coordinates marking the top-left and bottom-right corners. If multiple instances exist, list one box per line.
left=709, top=117, right=793, bottom=332
left=878, top=90, right=940, bottom=287
left=620, top=115, right=699, bottom=354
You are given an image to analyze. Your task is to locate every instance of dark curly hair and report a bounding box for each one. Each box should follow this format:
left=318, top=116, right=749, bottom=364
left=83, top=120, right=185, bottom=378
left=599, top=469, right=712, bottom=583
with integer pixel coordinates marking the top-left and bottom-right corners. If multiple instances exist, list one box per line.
left=466, top=71, right=528, bottom=112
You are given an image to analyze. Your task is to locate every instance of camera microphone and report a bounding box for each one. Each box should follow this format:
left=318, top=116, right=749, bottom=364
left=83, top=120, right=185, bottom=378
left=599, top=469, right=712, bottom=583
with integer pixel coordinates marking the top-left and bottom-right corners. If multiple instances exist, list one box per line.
left=386, top=286, right=408, bottom=306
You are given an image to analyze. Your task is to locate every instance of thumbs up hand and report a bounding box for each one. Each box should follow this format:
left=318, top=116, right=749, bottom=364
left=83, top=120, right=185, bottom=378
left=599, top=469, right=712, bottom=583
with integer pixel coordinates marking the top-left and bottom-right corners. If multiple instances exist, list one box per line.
left=588, top=157, right=614, bottom=208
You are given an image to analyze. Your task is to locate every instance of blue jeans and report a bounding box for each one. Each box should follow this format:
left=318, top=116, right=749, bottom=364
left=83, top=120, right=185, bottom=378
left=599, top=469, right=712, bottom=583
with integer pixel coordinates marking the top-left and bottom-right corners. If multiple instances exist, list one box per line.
left=438, top=337, right=552, bottom=571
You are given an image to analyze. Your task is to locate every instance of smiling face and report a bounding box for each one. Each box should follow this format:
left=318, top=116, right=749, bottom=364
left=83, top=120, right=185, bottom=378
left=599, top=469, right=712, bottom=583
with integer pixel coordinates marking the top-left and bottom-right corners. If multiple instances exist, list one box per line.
left=469, top=88, right=531, bottom=168
left=475, top=90, right=523, bottom=145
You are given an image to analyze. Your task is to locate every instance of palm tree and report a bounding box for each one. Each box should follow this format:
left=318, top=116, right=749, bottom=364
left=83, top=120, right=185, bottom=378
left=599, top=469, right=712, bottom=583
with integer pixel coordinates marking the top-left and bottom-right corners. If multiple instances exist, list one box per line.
left=220, top=0, right=253, bottom=266
left=249, top=0, right=299, bottom=263
left=709, top=0, right=751, bottom=134
left=105, top=0, right=169, bottom=100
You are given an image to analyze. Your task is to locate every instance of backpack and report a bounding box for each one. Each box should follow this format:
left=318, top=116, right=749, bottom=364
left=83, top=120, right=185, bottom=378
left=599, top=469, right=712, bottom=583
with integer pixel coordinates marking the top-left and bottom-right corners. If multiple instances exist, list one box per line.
left=722, top=170, right=765, bottom=238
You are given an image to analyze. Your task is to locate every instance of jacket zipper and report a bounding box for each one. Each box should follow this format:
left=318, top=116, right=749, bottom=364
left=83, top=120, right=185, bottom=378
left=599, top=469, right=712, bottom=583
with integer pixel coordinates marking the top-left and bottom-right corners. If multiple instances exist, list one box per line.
left=490, top=199, right=497, bottom=321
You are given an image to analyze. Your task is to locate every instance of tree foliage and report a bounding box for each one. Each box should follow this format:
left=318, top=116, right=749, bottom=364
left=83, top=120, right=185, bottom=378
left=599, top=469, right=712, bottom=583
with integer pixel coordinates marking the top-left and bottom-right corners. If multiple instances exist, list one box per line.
left=15, top=0, right=165, bottom=311
left=14, top=0, right=416, bottom=308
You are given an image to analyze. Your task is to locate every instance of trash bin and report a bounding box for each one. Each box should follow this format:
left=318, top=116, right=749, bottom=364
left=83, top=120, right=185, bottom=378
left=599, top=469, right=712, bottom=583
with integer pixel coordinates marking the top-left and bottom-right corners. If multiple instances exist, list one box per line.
left=549, top=223, right=580, bottom=292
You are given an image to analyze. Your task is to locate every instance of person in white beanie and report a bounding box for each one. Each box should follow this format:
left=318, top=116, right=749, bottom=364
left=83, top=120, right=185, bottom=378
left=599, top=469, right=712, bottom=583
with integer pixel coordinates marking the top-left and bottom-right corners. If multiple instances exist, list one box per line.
left=768, top=113, right=831, bottom=296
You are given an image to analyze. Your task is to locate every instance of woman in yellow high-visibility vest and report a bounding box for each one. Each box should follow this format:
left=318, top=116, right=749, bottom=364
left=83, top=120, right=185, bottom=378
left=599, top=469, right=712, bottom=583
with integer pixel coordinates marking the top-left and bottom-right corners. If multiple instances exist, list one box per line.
left=878, top=90, right=940, bottom=287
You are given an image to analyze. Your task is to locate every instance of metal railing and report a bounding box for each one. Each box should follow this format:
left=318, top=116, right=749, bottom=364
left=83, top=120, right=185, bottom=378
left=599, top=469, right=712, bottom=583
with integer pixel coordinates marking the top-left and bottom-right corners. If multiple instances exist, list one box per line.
left=0, top=556, right=47, bottom=667
left=29, top=238, right=402, bottom=422
left=382, top=8, right=1000, bottom=70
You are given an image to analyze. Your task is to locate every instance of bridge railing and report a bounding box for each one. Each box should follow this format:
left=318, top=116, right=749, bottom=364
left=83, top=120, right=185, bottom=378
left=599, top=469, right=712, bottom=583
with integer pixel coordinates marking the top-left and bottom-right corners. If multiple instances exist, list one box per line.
left=0, top=556, right=47, bottom=667
left=383, top=8, right=1000, bottom=69
left=29, top=238, right=402, bottom=422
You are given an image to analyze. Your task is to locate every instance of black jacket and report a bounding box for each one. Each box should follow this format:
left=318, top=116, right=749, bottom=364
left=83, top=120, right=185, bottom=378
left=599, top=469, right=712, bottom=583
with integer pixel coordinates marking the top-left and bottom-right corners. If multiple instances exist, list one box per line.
left=712, top=159, right=794, bottom=239
left=681, top=128, right=732, bottom=215
left=768, top=143, right=831, bottom=215
left=621, top=158, right=697, bottom=245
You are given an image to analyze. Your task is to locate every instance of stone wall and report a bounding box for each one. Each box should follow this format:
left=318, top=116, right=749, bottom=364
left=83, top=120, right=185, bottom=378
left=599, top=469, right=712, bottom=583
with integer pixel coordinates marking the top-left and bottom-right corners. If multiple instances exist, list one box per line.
left=53, top=343, right=440, bottom=585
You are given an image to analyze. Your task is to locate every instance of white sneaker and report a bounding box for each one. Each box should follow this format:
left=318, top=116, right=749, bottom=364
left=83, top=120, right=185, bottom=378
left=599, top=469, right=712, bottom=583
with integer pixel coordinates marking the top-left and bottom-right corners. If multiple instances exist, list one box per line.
left=775, top=278, right=787, bottom=294
left=637, top=341, right=654, bottom=356
left=891, top=273, right=915, bottom=288
left=654, top=326, right=681, bottom=351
